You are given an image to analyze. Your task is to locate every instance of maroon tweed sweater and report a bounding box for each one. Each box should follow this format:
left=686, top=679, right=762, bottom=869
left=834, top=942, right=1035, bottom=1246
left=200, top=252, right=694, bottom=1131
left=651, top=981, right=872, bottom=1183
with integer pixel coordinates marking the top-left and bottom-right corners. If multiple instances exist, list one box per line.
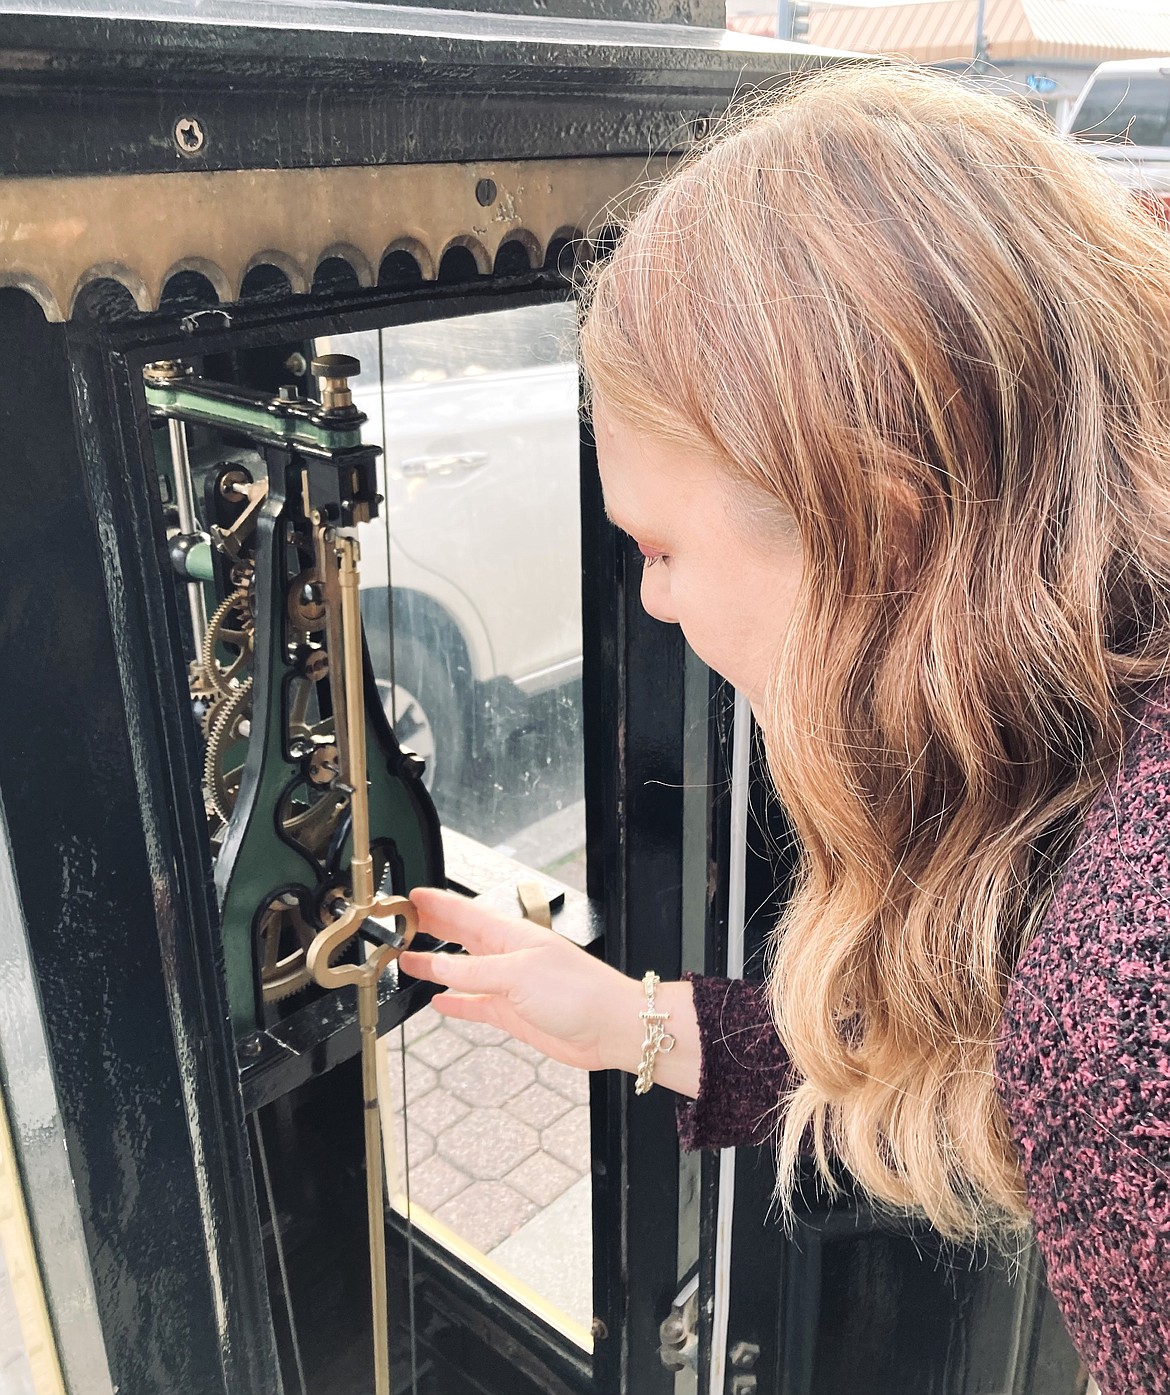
left=677, top=692, right=1170, bottom=1395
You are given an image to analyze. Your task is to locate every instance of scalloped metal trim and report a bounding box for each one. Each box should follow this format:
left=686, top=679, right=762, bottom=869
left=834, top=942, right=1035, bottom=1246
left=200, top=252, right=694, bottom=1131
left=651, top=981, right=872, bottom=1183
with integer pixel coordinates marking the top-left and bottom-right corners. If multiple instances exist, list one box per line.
left=0, top=157, right=656, bottom=322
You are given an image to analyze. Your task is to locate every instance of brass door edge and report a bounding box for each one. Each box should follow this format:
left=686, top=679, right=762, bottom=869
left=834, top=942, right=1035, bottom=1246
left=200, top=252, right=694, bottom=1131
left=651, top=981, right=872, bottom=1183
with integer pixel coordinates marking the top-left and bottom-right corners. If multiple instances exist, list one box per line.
left=0, top=158, right=661, bottom=322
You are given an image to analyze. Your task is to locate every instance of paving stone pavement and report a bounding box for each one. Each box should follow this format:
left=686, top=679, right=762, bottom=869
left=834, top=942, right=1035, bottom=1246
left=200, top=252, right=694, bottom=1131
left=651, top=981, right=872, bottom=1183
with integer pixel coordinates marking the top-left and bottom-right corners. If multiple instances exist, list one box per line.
left=384, top=1007, right=592, bottom=1268
left=0, top=1247, right=33, bottom=1395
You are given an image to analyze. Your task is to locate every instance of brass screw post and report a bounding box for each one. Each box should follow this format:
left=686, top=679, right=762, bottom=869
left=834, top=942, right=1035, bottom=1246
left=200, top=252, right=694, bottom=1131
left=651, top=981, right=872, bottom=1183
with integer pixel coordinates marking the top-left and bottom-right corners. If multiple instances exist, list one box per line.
left=143, top=359, right=188, bottom=385
left=310, top=354, right=361, bottom=413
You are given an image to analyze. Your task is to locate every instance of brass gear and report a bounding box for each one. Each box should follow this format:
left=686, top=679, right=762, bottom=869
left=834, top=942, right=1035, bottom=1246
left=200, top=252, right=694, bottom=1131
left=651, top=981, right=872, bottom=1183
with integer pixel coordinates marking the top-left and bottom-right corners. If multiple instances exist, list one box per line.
left=204, top=677, right=253, bottom=824
left=201, top=587, right=253, bottom=698
left=257, top=895, right=317, bottom=1002
left=230, top=559, right=256, bottom=625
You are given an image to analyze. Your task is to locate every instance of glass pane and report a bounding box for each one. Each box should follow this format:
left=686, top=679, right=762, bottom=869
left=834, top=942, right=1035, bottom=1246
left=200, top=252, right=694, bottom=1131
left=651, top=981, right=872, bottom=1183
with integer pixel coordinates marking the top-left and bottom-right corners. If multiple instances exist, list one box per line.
left=321, top=301, right=591, bottom=1341
left=1070, top=73, right=1170, bottom=145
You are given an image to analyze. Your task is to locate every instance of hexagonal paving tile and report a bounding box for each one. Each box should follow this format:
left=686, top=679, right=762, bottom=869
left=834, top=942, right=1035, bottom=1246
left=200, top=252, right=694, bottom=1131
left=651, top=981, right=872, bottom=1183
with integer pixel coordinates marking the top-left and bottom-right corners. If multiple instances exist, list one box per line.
left=409, top=1024, right=473, bottom=1071
left=507, top=1082, right=573, bottom=1131
left=541, top=1105, right=590, bottom=1175
left=502, top=1038, right=545, bottom=1066
left=402, top=1009, right=442, bottom=1046
left=505, top=1150, right=579, bottom=1208
left=433, top=1180, right=538, bottom=1253
left=437, top=1106, right=537, bottom=1180
left=445, top=1018, right=510, bottom=1048
left=384, top=1051, right=438, bottom=1111
left=405, top=1155, right=471, bottom=1213
left=537, top=1056, right=590, bottom=1105
left=386, top=1116, right=434, bottom=1169
left=406, top=1086, right=471, bottom=1137
left=442, top=1045, right=536, bottom=1107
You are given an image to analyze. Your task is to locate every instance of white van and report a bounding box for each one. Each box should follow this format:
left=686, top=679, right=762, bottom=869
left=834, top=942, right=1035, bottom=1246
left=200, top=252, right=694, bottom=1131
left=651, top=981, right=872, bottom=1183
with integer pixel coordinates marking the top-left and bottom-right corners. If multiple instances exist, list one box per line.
left=1065, top=58, right=1170, bottom=200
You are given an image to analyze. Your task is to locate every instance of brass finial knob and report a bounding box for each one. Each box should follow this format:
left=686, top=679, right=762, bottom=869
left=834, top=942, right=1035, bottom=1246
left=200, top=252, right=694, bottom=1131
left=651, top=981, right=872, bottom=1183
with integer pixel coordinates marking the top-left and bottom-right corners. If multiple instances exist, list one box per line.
left=143, top=359, right=189, bottom=385
left=310, top=354, right=361, bottom=413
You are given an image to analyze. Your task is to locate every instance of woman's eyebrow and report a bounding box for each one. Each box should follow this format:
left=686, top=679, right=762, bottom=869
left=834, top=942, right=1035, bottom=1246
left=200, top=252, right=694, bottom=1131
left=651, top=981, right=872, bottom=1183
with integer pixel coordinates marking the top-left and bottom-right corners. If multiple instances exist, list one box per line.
left=601, top=499, right=669, bottom=550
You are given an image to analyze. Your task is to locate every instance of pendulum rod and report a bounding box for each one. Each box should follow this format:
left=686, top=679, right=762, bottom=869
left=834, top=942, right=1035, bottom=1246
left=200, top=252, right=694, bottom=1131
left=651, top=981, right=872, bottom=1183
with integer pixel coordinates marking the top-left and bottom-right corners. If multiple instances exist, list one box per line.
left=339, top=531, right=390, bottom=1395
left=360, top=971, right=391, bottom=1395
left=399, top=1030, right=421, bottom=1393
left=338, top=537, right=374, bottom=907
left=168, top=418, right=208, bottom=651
left=305, top=527, right=418, bottom=1395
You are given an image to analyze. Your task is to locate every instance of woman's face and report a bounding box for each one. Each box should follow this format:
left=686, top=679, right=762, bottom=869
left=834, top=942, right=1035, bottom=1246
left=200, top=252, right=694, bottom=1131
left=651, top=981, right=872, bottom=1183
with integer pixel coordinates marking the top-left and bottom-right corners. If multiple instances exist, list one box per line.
left=594, top=403, right=803, bottom=719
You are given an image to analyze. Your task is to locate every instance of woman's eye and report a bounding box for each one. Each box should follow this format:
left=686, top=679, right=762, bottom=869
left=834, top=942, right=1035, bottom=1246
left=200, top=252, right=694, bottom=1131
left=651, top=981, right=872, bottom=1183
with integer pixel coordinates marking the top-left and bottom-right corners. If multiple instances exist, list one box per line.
left=637, top=543, right=670, bottom=567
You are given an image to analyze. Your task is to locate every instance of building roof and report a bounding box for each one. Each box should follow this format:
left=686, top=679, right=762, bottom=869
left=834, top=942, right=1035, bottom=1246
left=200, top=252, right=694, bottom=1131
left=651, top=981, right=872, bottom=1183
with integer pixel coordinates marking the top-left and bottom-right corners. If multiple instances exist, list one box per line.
left=729, top=0, right=1170, bottom=63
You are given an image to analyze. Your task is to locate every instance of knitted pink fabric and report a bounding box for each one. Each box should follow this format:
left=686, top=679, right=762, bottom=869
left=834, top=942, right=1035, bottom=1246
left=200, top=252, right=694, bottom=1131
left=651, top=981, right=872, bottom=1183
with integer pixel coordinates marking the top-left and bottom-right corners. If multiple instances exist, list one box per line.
left=677, top=694, right=1170, bottom=1394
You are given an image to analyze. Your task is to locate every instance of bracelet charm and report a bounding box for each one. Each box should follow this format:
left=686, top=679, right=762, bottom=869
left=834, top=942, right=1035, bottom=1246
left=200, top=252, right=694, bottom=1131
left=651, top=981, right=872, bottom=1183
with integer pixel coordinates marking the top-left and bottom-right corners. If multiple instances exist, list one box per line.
left=634, top=970, right=676, bottom=1094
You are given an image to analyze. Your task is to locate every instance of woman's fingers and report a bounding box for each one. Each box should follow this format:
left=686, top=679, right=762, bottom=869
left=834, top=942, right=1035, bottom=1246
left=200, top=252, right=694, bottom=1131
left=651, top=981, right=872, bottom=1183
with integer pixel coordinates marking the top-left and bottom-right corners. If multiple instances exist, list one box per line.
left=408, top=885, right=547, bottom=955
left=426, top=992, right=506, bottom=1027
left=398, top=945, right=526, bottom=998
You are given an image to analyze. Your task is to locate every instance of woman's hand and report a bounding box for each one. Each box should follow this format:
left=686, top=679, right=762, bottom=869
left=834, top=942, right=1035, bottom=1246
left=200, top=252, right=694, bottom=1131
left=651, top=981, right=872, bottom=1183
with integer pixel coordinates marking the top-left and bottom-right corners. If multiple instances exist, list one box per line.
left=398, top=887, right=701, bottom=1096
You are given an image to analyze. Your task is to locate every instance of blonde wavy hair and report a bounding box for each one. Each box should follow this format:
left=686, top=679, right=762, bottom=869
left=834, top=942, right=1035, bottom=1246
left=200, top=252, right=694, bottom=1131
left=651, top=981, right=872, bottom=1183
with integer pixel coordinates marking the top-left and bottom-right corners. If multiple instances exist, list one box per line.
left=580, top=64, right=1170, bottom=1241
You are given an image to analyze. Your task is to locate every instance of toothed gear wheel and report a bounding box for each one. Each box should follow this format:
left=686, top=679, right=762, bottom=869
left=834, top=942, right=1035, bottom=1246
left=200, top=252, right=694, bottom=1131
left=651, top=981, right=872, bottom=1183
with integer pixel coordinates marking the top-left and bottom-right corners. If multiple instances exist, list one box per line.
left=257, top=896, right=317, bottom=1003
left=204, top=677, right=253, bottom=823
left=230, top=560, right=256, bottom=626
left=202, top=588, right=254, bottom=697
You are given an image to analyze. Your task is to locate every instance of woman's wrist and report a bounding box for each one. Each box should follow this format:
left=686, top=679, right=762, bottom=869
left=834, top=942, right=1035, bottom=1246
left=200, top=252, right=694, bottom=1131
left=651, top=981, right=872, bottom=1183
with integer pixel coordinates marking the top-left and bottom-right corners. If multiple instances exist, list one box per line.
left=599, top=974, right=701, bottom=1099
left=599, top=971, right=650, bottom=1073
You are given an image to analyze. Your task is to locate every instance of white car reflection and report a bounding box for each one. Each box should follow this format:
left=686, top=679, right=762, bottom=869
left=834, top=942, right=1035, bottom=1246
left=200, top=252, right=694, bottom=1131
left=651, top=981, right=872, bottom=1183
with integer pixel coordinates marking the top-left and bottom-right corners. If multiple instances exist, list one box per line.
left=322, top=301, right=582, bottom=797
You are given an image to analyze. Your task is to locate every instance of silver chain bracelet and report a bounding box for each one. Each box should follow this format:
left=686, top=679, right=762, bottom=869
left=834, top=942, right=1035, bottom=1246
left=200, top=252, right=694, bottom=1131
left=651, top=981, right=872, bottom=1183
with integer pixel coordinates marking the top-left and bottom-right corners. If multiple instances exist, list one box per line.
left=634, top=970, right=676, bottom=1094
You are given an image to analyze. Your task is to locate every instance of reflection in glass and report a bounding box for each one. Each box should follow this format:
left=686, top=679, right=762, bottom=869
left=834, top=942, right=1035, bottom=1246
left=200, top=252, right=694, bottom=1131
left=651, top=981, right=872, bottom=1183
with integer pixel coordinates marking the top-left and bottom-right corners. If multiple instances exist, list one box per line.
left=321, top=301, right=590, bottom=1342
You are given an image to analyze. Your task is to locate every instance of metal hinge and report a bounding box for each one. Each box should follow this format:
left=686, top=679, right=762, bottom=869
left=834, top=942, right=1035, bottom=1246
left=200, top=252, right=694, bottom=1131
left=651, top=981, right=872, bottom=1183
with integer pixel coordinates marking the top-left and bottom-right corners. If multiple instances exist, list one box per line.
left=659, top=1274, right=700, bottom=1373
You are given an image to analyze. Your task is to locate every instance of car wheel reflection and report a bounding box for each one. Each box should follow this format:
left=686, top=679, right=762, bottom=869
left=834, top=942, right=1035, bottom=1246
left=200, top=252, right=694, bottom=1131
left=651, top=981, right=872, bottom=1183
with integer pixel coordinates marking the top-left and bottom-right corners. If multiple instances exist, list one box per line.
left=378, top=679, right=436, bottom=787
left=376, top=630, right=467, bottom=807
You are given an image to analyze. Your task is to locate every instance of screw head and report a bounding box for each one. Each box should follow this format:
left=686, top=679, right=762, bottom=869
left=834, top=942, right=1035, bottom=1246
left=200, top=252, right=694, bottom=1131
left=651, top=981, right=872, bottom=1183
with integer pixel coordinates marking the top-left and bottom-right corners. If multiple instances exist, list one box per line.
left=475, top=177, right=498, bottom=207
left=173, top=116, right=206, bottom=156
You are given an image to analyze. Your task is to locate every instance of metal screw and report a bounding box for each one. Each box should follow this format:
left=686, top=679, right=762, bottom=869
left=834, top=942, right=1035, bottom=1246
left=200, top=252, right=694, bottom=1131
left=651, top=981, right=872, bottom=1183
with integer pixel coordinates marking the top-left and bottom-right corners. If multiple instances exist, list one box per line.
left=173, top=116, right=206, bottom=155
left=729, top=1377, right=758, bottom=1394
left=590, top=1318, right=608, bottom=1342
left=475, top=177, right=498, bottom=207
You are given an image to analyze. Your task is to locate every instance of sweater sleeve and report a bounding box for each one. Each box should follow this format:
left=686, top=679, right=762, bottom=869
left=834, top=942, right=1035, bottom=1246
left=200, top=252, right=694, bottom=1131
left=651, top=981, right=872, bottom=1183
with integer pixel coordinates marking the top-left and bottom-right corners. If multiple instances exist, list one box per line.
left=675, top=973, right=793, bottom=1151
left=996, top=701, right=1170, bottom=1395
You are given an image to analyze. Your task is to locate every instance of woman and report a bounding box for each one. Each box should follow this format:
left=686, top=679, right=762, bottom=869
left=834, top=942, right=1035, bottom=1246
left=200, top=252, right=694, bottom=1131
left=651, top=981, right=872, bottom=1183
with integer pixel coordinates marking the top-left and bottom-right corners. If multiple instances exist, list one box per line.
left=398, top=64, right=1170, bottom=1393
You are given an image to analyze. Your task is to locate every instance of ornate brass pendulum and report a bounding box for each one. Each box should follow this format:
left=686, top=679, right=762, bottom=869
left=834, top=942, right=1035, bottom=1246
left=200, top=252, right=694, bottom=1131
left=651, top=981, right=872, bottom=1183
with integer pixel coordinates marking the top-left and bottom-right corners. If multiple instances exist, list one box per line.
left=304, top=527, right=419, bottom=1395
